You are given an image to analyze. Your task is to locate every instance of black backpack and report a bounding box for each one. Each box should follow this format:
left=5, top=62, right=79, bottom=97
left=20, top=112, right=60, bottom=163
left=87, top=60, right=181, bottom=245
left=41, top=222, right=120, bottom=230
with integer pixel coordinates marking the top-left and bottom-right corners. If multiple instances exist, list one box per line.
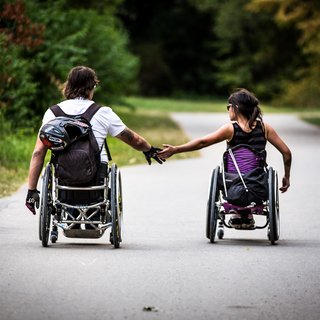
left=49, top=103, right=105, bottom=186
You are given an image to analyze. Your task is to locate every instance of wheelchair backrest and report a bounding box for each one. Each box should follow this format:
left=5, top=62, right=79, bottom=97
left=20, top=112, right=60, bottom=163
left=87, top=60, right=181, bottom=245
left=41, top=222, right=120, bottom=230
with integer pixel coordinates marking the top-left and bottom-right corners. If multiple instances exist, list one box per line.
left=223, top=144, right=266, bottom=174
left=56, top=163, right=108, bottom=205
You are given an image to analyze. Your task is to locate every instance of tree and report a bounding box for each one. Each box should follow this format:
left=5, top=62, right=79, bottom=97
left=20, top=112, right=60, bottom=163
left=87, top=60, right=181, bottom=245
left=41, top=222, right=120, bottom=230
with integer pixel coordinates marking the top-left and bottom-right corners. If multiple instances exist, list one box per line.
left=119, top=0, right=217, bottom=96
left=249, top=0, right=320, bottom=107
left=0, top=0, right=139, bottom=128
left=191, top=0, right=302, bottom=100
left=0, top=1, right=44, bottom=123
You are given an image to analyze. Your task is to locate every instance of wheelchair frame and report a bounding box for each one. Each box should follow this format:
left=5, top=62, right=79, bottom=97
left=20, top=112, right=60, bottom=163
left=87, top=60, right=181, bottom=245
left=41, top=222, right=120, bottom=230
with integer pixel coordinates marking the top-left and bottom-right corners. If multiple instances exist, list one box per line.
left=38, top=162, right=123, bottom=248
left=206, top=163, right=280, bottom=245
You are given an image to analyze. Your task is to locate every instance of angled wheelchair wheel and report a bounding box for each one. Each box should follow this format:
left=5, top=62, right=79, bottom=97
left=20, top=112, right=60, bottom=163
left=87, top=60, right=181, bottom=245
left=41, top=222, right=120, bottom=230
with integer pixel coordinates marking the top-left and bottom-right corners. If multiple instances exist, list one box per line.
left=206, top=166, right=220, bottom=243
left=268, top=167, right=280, bottom=244
left=110, top=164, right=123, bottom=249
left=39, top=164, right=53, bottom=247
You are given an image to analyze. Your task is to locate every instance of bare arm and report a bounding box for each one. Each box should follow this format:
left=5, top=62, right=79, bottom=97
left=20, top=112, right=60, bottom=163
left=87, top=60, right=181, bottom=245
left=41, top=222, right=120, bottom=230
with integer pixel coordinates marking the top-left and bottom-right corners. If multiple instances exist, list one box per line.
left=28, top=137, right=48, bottom=190
left=158, top=123, right=233, bottom=158
left=116, top=127, right=151, bottom=152
left=265, top=123, right=292, bottom=192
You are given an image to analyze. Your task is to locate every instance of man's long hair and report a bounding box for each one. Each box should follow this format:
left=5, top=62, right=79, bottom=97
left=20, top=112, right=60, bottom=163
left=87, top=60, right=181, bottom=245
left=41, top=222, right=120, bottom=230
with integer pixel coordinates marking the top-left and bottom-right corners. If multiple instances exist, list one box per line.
left=62, top=66, right=99, bottom=99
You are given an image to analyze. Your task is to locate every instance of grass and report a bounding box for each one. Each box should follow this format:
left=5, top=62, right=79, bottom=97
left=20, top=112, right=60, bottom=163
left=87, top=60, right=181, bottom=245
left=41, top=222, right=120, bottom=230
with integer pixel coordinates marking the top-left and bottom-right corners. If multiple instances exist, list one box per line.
left=0, top=130, right=37, bottom=197
left=122, top=96, right=298, bottom=113
left=300, top=113, right=320, bottom=127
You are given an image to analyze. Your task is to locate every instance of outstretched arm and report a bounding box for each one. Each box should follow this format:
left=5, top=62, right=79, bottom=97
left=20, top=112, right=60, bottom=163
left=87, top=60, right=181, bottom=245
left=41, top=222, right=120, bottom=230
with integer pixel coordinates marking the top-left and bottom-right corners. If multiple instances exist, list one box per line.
left=158, top=123, right=233, bottom=158
left=116, top=127, right=151, bottom=152
left=116, top=127, right=164, bottom=164
left=265, top=123, right=292, bottom=192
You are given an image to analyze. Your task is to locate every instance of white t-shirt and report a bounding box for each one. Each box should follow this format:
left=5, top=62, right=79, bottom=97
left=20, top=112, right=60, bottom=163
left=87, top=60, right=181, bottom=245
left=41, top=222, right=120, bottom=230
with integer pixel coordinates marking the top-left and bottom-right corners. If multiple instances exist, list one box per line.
left=41, top=99, right=126, bottom=162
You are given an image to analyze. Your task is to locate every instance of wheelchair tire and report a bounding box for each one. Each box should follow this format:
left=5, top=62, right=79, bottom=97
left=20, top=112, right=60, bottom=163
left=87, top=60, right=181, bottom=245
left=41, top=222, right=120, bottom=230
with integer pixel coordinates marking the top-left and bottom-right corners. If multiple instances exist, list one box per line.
left=39, top=164, right=53, bottom=247
left=268, top=167, right=280, bottom=244
left=206, top=166, right=220, bottom=243
left=110, top=164, right=123, bottom=249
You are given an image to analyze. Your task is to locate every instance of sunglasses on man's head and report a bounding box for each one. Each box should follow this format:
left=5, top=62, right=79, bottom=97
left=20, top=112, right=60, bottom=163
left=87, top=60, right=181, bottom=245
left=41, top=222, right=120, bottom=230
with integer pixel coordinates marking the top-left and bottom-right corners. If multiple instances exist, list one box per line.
left=227, top=104, right=232, bottom=111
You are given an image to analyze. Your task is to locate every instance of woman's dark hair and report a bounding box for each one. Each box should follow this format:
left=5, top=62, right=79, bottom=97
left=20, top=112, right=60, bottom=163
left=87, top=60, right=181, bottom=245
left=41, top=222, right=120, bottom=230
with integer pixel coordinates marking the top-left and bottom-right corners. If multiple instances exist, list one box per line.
left=228, top=88, right=262, bottom=129
left=62, top=66, right=99, bottom=99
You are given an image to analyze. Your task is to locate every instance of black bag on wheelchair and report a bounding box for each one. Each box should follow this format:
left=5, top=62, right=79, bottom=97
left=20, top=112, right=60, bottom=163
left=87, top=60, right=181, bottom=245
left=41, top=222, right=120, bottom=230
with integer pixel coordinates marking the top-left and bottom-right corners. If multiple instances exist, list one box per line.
left=40, top=103, right=101, bottom=186
left=223, top=145, right=268, bottom=206
left=226, top=167, right=268, bottom=206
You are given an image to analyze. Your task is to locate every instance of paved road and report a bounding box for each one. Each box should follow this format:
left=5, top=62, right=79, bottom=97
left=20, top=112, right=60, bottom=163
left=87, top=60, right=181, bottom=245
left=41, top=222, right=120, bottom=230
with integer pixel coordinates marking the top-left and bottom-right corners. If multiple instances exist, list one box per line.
left=1, top=113, right=320, bottom=320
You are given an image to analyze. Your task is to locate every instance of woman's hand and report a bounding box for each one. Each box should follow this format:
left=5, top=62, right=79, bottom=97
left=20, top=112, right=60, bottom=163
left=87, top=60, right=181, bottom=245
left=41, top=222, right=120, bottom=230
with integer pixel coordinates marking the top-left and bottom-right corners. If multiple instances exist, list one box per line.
left=279, top=176, right=290, bottom=193
left=157, top=144, right=177, bottom=159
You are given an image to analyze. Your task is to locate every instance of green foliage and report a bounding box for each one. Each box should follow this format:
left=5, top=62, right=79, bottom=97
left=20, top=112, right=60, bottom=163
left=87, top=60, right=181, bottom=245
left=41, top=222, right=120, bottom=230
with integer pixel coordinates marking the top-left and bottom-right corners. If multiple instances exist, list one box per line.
left=210, top=0, right=302, bottom=100
left=119, top=0, right=216, bottom=96
left=248, top=0, right=320, bottom=107
left=0, top=35, right=38, bottom=124
left=0, top=0, right=139, bottom=127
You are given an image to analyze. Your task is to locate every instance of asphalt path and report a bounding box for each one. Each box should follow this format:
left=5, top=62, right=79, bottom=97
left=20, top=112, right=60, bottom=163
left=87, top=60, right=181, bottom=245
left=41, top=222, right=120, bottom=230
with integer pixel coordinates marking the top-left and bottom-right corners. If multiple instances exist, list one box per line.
left=1, top=113, right=320, bottom=320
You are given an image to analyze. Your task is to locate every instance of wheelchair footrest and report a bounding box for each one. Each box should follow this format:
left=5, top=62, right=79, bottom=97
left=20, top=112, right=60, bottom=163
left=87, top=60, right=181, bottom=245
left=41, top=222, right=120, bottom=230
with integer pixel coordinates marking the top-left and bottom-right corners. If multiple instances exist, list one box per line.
left=63, top=229, right=104, bottom=239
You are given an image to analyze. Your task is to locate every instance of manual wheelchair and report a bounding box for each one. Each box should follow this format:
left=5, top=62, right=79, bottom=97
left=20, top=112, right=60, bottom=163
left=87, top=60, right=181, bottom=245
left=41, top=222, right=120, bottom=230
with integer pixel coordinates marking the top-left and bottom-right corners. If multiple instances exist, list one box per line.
left=206, top=144, right=280, bottom=245
left=38, top=162, right=123, bottom=248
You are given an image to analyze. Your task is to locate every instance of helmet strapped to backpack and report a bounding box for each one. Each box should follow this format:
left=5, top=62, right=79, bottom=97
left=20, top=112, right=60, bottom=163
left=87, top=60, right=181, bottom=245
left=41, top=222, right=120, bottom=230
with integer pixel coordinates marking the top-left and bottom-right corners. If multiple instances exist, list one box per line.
left=39, top=116, right=91, bottom=151
left=42, top=103, right=103, bottom=186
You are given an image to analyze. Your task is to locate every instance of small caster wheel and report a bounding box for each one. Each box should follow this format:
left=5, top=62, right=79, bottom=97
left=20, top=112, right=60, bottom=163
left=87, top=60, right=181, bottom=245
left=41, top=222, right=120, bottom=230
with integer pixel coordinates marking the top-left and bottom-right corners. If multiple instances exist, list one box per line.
left=217, top=228, right=224, bottom=239
left=110, top=232, right=114, bottom=245
left=51, top=230, right=58, bottom=243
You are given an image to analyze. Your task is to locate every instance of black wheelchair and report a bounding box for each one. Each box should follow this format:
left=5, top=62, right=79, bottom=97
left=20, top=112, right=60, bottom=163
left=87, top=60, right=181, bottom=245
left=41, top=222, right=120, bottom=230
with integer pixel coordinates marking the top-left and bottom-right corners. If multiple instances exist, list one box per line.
left=206, top=144, right=280, bottom=245
left=38, top=162, right=123, bottom=248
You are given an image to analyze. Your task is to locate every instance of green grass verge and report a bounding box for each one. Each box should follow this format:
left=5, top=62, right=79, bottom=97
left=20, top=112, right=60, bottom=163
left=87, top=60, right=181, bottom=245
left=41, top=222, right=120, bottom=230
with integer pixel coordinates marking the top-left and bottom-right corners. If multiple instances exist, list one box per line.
left=0, top=131, right=36, bottom=197
left=300, top=114, right=320, bottom=127
left=122, top=96, right=297, bottom=113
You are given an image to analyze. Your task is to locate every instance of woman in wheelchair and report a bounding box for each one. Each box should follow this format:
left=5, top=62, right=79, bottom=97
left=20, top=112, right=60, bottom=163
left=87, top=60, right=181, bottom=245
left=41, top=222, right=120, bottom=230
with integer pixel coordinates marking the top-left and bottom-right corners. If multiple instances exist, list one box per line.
left=158, top=88, right=292, bottom=229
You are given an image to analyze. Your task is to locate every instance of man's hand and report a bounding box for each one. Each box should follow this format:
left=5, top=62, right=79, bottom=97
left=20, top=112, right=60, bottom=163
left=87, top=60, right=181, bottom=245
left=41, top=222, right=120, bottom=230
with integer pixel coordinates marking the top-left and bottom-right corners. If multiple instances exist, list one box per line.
left=25, top=189, right=40, bottom=215
left=143, top=146, right=166, bottom=165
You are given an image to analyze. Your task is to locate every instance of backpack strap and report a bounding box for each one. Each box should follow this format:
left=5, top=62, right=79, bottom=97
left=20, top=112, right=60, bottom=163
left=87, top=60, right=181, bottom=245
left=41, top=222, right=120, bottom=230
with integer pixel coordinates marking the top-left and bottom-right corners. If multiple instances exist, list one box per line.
left=81, top=102, right=100, bottom=121
left=81, top=103, right=113, bottom=161
left=50, top=102, right=100, bottom=119
left=50, top=104, right=68, bottom=117
left=83, top=103, right=112, bottom=161
left=228, top=148, right=248, bottom=192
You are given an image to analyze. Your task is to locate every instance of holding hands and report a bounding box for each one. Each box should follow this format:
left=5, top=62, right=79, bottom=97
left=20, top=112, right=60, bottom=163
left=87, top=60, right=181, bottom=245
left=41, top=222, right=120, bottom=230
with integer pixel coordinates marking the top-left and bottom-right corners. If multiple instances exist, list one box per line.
left=157, top=144, right=177, bottom=159
left=143, top=146, right=166, bottom=165
left=142, top=144, right=177, bottom=164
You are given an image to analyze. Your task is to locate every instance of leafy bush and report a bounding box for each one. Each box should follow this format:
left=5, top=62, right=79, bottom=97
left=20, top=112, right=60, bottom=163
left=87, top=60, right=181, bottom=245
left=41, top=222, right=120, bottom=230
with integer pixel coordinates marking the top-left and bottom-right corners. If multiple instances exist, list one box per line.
left=0, top=0, right=139, bottom=128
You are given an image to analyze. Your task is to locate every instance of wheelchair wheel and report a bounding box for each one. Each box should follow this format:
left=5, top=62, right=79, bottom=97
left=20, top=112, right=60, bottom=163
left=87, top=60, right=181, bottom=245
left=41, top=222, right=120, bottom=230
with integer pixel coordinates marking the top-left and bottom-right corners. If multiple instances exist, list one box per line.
left=110, top=164, right=123, bottom=248
left=39, top=164, right=53, bottom=247
left=206, top=166, right=220, bottom=243
left=268, top=167, right=280, bottom=244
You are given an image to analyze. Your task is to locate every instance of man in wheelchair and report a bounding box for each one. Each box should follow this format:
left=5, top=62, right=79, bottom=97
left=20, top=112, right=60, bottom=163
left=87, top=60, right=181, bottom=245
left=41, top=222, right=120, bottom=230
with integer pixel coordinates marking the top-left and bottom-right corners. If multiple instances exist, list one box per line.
left=158, top=88, right=292, bottom=229
left=25, top=66, right=164, bottom=245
